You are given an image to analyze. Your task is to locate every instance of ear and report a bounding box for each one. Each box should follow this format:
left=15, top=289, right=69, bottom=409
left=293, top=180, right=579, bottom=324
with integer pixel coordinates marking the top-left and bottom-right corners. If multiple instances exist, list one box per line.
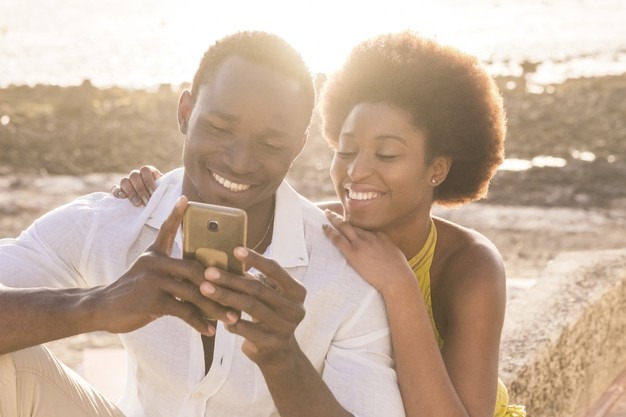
left=177, top=90, right=195, bottom=135
left=428, top=155, right=452, bottom=186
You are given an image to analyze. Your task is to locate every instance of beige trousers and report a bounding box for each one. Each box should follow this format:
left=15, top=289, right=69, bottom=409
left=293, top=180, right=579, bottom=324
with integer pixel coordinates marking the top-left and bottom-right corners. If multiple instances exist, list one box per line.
left=0, top=345, right=125, bottom=417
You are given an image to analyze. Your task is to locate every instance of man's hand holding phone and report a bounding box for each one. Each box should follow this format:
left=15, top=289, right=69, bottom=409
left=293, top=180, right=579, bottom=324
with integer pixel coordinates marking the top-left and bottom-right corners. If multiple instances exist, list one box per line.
left=199, top=247, right=307, bottom=367
left=93, top=196, right=242, bottom=337
left=134, top=198, right=307, bottom=366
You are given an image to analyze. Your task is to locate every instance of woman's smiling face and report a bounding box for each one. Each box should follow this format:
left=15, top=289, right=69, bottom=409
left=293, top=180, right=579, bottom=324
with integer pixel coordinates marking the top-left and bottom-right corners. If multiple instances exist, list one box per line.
left=330, top=102, right=439, bottom=233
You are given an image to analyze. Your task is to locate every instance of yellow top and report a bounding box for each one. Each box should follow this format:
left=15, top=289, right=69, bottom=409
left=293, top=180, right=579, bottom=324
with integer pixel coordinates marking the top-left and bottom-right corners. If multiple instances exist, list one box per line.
left=408, top=220, right=526, bottom=417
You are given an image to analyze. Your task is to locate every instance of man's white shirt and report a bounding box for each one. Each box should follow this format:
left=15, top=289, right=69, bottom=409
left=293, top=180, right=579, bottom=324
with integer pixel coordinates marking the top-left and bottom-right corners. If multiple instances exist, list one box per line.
left=0, top=168, right=404, bottom=417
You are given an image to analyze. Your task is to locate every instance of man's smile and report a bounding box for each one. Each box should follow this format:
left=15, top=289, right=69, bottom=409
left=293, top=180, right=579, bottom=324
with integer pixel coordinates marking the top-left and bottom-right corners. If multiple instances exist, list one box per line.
left=212, top=171, right=251, bottom=192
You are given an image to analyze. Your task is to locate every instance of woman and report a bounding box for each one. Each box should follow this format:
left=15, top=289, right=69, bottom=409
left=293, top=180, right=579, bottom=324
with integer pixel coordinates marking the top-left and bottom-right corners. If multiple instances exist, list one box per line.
left=113, top=31, right=525, bottom=417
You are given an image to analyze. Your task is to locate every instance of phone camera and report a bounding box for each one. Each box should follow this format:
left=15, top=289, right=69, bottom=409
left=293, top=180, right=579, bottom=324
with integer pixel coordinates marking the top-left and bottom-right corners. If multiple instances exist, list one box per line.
left=207, top=220, right=220, bottom=232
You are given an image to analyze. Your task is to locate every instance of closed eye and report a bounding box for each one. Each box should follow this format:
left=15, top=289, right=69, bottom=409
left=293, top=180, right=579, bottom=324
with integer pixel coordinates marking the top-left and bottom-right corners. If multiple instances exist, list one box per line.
left=335, top=151, right=356, bottom=159
left=199, top=121, right=232, bottom=137
left=376, top=154, right=399, bottom=161
left=260, top=140, right=282, bottom=151
left=210, top=124, right=231, bottom=134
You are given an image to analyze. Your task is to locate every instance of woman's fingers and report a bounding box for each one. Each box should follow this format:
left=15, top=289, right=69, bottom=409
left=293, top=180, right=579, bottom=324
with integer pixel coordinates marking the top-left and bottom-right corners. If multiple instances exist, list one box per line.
left=323, top=209, right=361, bottom=243
left=114, top=166, right=161, bottom=206
left=139, top=165, right=160, bottom=195
left=120, top=172, right=143, bottom=206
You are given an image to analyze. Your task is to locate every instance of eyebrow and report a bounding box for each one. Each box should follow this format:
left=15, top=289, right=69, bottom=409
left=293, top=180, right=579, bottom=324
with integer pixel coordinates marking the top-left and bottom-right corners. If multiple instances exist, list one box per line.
left=374, top=134, right=408, bottom=145
left=200, top=112, right=291, bottom=140
left=340, top=131, right=408, bottom=145
left=201, top=110, right=238, bottom=123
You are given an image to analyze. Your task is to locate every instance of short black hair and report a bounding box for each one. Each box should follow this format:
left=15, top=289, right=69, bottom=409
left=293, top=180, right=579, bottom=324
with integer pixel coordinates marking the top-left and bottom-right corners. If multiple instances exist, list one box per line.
left=191, top=31, right=315, bottom=117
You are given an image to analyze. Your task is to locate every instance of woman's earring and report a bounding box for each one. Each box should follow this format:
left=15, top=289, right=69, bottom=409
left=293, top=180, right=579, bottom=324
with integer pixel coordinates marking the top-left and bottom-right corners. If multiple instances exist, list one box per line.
left=431, top=178, right=438, bottom=185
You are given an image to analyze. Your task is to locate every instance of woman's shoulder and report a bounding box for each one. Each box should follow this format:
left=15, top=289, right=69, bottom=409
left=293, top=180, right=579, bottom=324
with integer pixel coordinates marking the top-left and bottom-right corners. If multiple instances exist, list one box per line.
left=431, top=216, right=507, bottom=335
left=432, top=216, right=506, bottom=295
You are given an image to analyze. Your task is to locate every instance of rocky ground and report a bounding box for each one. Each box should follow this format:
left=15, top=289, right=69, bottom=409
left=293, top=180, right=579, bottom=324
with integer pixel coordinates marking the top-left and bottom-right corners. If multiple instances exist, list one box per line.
left=1, top=74, right=625, bottom=369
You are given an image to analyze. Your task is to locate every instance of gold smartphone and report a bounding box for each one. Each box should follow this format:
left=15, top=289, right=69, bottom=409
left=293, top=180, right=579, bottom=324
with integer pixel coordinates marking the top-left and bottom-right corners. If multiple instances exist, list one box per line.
left=182, top=202, right=247, bottom=275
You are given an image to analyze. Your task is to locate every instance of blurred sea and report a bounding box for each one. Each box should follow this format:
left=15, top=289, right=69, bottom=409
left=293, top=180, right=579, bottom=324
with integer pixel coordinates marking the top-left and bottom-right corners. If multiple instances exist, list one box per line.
left=0, top=0, right=625, bottom=88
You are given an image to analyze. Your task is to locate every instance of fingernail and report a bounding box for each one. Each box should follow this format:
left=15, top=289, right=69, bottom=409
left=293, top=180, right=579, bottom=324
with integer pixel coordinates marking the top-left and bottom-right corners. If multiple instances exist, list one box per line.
left=206, top=325, right=216, bottom=336
left=175, top=195, right=187, bottom=209
left=113, top=188, right=127, bottom=199
left=149, top=186, right=156, bottom=195
left=226, top=311, right=239, bottom=324
left=234, top=247, right=248, bottom=257
left=200, top=281, right=215, bottom=295
left=141, top=195, right=149, bottom=206
left=131, top=196, right=141, bottom=207
left=205, top=267, right=220, bottom=280
left=324, top=209, right=337, bottom=218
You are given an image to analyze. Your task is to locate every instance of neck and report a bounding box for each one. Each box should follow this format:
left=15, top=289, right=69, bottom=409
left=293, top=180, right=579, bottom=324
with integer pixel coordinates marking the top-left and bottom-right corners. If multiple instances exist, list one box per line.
left=181, top=173, right=276, bottom=253
left=246, top=197, right=276, bottom=254
left=381, top=210, right=433, bottom=260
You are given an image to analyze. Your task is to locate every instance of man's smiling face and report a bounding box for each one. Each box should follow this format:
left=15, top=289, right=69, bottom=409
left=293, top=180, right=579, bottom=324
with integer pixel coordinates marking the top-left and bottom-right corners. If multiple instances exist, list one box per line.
left=180, top=55, right=310, bottom=212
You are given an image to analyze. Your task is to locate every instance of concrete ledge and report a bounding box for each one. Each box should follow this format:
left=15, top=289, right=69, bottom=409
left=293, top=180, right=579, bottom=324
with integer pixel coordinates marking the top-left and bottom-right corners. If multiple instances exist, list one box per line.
left=499, top=248, right=626, bottom=417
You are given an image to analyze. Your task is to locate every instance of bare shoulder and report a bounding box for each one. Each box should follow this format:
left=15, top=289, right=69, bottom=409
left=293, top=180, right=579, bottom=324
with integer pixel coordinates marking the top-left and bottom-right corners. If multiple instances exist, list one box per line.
left=429, top=216, right=507, bottom=338
left=431, top=216, right=506, bottom=305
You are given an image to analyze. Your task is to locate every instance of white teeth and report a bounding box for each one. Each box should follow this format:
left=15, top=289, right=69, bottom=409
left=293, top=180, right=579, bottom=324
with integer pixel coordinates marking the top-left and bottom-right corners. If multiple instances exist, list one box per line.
left=212, top=172, right=250, bottom=192
left=347, top=189, right=381, bottom=201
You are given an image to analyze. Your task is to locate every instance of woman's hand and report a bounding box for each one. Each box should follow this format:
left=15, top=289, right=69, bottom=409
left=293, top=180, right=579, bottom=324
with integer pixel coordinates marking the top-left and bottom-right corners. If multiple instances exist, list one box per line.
left=322, top=210, right=414, bottom=294
left=111, top=165, right=163, bottom=206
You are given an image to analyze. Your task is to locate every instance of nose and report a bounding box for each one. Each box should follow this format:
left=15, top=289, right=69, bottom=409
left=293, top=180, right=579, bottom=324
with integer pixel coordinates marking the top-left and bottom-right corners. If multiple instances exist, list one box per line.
left=224, top=138, right=257, bottom=174
left=346, top=152, right=373, bottom=181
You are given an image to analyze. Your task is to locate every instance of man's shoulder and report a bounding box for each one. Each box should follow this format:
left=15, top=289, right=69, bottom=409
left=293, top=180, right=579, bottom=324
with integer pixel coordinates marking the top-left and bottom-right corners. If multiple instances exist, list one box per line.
left=278, top=182, right=325, bottom=224
left=34, top=191, right=127, bottom=224
left=24, top=191, right=144, bottom=244
left=43, top=168, right=183, bottom=235
left=290, top=190, right=371, bottom=283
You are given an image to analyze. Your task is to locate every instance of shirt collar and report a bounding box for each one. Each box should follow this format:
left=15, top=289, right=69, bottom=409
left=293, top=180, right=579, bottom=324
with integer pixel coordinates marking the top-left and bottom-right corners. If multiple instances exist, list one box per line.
left=144, top=169, right=309, bottom=268
left=144, top=168, right=185, bottom=248
left=271, top=181, right=309, bottom=268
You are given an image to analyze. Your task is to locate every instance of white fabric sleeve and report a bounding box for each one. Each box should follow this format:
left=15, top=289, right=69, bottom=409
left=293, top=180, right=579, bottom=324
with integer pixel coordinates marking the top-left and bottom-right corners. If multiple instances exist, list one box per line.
left=0, top=197, right=96, bottom=289
left=323, top=288, right=406, bottom=417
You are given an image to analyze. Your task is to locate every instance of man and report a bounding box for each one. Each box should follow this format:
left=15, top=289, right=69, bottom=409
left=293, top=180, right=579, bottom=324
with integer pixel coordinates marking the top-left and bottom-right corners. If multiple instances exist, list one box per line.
left=0, top=32, right=404, bottom=416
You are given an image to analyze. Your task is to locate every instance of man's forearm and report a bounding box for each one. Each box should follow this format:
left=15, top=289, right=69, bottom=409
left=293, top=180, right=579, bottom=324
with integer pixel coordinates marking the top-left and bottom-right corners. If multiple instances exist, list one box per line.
left=260, top=347, right=353, bottom=417
left=0, top=286, right=100, bottom=355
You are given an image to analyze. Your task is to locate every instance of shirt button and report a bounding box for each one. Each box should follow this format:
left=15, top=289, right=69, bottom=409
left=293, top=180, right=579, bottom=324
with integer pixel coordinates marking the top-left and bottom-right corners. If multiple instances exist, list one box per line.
left=192, top=392, right=203, bottom=400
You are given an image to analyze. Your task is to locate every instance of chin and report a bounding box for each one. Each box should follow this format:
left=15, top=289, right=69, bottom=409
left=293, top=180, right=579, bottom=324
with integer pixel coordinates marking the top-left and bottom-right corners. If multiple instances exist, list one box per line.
left=345, top=214, right=378, bottom=231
